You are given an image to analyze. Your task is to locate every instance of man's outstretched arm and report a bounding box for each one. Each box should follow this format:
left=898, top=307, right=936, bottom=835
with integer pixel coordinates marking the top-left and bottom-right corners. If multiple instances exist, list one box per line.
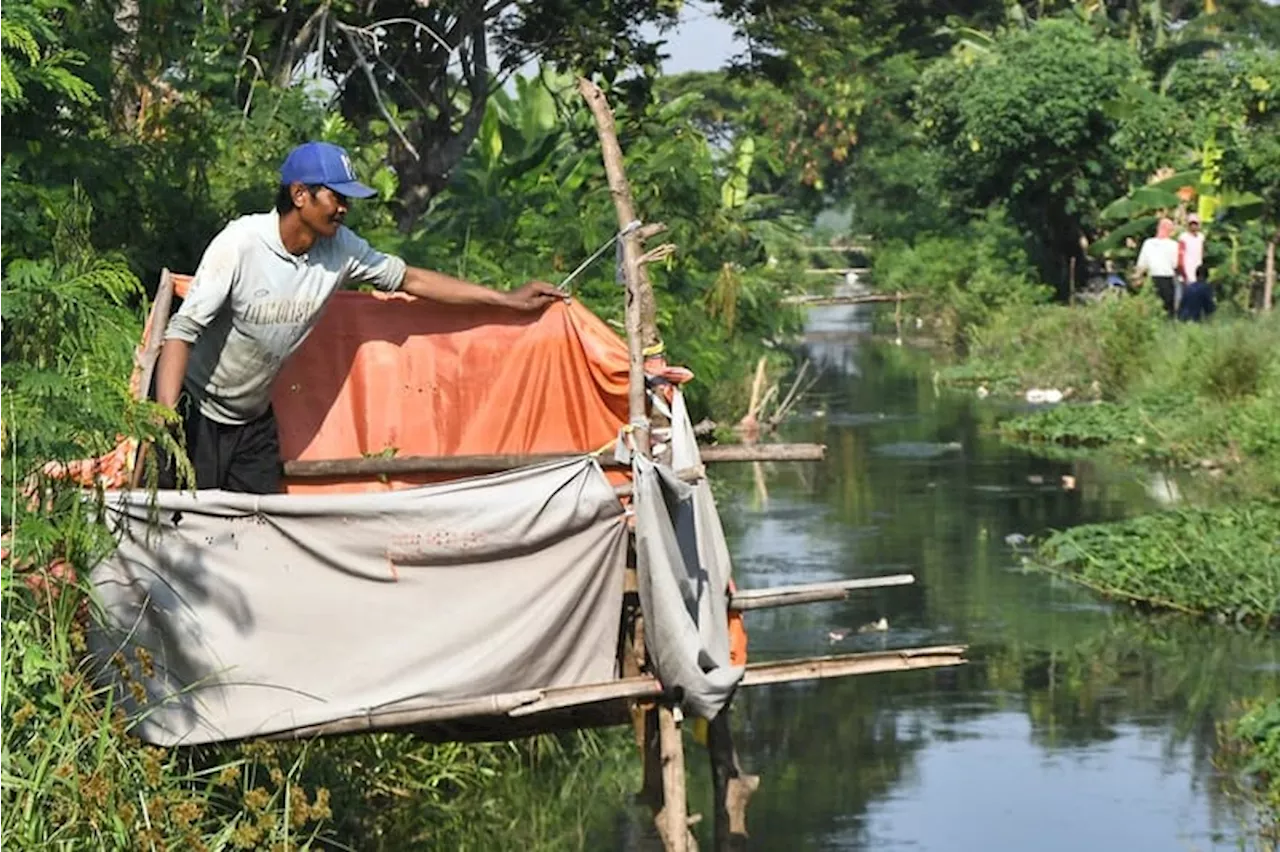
left=399, top=267, right=565, bottom=312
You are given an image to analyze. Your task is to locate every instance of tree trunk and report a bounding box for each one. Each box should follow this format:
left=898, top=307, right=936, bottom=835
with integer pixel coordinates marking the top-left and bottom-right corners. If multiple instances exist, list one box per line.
left=1264, top=230, right=1276, bottom=313
left=111, top=0, right=142, bottom=130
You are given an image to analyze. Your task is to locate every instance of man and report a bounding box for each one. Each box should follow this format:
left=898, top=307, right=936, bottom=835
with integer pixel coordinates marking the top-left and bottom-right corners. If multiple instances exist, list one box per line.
left=1134, top=217, right=1179, bottom=317
left=1178, top=265, right=1216, bottom=323
left=153, top=141, right=563, bottom=493
left=1177, top=213, right=1206, bottom=291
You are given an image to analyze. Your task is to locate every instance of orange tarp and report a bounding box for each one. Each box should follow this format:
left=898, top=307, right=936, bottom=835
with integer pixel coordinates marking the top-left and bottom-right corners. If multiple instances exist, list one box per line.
left=170, top=275, right=634, bottom=494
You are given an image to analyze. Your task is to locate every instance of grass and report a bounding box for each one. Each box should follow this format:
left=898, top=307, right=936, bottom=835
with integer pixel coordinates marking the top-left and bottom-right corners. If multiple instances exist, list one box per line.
left=1031, top=501, right=1280, bottom=627
left=2, top=548, right=640, bottom=851
left=937, top=295, right=1280, bottom=486
left=1216, top=697, right=1280, bottom=848
left=3, top=464, right=644, bottom=852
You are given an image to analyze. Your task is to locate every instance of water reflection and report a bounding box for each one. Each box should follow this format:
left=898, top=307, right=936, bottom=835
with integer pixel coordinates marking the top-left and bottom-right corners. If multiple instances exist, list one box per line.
left=711, top=309, right=1280, bottom=851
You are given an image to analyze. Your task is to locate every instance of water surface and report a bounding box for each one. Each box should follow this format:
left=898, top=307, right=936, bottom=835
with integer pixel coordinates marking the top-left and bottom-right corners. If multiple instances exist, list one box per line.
left=704, top=302, right=1279, bottom=851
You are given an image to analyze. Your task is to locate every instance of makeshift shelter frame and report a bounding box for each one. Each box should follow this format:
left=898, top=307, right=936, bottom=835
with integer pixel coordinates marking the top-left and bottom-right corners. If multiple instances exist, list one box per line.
left=118, top=82, right=967, bottom=852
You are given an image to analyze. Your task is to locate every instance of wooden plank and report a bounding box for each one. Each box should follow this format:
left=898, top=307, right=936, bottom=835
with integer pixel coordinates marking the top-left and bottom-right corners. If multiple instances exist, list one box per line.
left=783, top=293, right=921, bottom=306
left=128, top=268, right=176, bottom=489
left=741, top=646, right=966, bottom=687
left=266, top=689, right=545, bottom=740
left=729, top=574, right=915, bottom=611
left=280, top=444, right=824, bottom=478
left=509, top=645, right=965, bottom=717
left=259, top=646, right=967, bottom=741
left=698, top=443, right=825, bottom=463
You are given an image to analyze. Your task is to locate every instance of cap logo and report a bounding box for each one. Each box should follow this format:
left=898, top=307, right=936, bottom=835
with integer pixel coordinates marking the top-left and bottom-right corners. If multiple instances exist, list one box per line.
left=340, top=153, right=355, bottom=180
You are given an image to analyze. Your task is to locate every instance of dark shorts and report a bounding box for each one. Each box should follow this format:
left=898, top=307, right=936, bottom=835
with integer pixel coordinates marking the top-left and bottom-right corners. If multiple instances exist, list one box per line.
left=156, top=392, right=282, bottom=494
left=1153, top=276, right=1176, bottom=317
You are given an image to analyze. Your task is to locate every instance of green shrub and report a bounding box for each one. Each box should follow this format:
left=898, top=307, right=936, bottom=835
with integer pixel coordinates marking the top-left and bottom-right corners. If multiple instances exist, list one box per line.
left=872, top=206, right=1051, bottom=348
left=1033, top=501, right=1280, bottom=625
left=964, top=293, right=1161, bottom=398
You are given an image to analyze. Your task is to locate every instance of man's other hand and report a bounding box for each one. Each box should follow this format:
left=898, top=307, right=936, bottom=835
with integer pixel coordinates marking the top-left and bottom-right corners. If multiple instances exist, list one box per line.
left=505, top=280, right=566, bottom=311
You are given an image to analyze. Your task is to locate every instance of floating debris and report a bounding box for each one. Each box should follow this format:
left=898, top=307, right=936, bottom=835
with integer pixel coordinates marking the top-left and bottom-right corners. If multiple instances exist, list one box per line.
left=872, top=441, right=963, bottom=459
left=1025, top=388, right=1065, bottom=404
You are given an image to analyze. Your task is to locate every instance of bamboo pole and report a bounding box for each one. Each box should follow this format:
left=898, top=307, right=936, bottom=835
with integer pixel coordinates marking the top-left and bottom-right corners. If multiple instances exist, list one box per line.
left=700, top=443, right=824, bottom=463
left=578, top=74, right=686, bottom=852
left=782, top=292, right=921, bottom=306
left=729, top=574, right=916, bottom=611
left=577, top=77, right=661, bottom=357
left=266, top=690, right=545, bottom=740
left=280, top=443, right=825, bottom=478
left=261, top=646, right=968, bottom=740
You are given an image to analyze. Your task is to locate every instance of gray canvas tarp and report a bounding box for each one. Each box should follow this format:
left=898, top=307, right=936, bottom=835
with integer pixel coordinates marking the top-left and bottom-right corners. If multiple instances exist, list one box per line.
left=631, top=390, right=744, bottom=720
left=88, top=457, right=628, bottom=746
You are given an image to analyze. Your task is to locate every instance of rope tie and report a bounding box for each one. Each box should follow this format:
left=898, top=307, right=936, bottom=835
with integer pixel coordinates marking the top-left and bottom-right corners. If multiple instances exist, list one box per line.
left=559, top=220, right=643, bottom=294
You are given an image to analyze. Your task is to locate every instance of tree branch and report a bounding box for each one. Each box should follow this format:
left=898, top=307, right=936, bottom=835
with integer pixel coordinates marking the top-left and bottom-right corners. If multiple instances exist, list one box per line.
left=336, top=22, right=421, bottom=161
left=274, top=1, right=330, bottom=86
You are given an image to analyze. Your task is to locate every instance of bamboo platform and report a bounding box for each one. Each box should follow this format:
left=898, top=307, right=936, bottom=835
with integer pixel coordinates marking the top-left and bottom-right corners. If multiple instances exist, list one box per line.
left=267, top=645, right=967, bottom=743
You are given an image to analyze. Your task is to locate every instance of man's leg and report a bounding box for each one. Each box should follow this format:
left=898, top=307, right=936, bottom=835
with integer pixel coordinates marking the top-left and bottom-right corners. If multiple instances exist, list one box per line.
left=1155, top=277, right=1176, bottom=317
left=223, top=406, right=283, bottom=494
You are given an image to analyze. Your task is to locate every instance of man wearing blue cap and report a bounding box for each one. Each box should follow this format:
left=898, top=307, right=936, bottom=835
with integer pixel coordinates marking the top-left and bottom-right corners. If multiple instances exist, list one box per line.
left=152, top=141, right=564, bottom=493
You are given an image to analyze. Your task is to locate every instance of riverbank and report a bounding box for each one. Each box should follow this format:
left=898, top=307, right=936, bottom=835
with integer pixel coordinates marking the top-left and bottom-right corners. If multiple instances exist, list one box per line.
left=947, top=295, right=1280, bottom=485
left=912, top=292, right=1280, bottom=836
left=926, top=296, right=1280, bottom=619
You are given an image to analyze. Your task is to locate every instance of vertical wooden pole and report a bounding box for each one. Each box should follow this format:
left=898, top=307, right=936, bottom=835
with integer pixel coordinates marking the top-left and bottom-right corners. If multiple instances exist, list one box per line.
left=1264, top=231, right=1276, bottom=312
left=129, top=268, right=176, bottom=489
left=708, top=709, right=759, bottom=851
left=578, top=75, right=689, bottom=852
left=576, top=77, right=661, bottom=358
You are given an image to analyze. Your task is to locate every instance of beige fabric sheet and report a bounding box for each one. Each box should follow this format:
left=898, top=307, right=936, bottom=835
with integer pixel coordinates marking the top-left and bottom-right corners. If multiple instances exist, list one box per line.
left=88, top=458, right=628, bottom=746
left=631, top=390, right=744, bottom=719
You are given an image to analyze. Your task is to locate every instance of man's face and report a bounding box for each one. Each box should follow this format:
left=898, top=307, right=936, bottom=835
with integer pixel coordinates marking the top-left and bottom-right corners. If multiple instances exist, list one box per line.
left=294, top=184, right=349, bottom=238
left=1189, top=220, right=1200, bottom=233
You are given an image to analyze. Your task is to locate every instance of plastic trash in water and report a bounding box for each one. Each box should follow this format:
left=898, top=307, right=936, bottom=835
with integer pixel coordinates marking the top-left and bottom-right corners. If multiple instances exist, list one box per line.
left=1025, top=388, right=1064, bottom=404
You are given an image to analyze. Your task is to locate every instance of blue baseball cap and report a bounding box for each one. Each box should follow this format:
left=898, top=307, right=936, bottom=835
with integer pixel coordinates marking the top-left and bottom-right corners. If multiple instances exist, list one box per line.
left=279, top=141, right=377, bottom=199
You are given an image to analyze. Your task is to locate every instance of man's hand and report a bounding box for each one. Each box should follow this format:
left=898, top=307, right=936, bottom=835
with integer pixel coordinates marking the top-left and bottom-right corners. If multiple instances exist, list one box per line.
left=504, top=280, right=567, bottom=312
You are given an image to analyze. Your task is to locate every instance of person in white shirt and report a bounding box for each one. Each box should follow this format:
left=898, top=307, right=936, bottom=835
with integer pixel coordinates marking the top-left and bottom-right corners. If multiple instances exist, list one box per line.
left=1135, top=218, right=1179, bottom=317
left=1177, top=213, right=1205, bottom=285
left=153, top=141, right=564, bottom=493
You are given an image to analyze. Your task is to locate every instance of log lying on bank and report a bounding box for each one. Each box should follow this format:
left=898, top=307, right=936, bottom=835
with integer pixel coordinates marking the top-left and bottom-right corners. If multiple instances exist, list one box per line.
left=281, top=443, right=825, bottom=479
left=729, top=574, right=916, bottom=611
left=268, top=645, right=966, bottom=740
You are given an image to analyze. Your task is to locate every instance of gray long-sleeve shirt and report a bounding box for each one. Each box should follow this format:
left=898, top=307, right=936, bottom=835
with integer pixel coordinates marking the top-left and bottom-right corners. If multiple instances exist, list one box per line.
left=164, top=210, right=407, bottom=425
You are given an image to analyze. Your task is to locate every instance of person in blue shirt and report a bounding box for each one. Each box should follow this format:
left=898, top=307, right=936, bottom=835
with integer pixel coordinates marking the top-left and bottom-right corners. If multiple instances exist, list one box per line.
left=1178, top=265, right=1216, bottom=322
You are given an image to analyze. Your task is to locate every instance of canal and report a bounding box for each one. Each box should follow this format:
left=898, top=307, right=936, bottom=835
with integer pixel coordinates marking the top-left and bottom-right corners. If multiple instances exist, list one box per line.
left=697, top=300, right=1280, bottom=850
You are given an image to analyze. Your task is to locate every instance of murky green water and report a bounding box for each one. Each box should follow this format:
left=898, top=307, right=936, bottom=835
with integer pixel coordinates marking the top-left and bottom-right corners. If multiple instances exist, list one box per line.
left=703, top=304, right=1280, bottom=851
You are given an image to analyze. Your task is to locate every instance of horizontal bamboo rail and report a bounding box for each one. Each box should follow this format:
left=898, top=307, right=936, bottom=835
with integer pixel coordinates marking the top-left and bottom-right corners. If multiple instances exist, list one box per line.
left=267, top=645, right=966, bottom=739
left=729, top=574, right=916, bottom=611
left=782, top=292, right=921, bottom=306
left=280, top=443, right=825, bottom=479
